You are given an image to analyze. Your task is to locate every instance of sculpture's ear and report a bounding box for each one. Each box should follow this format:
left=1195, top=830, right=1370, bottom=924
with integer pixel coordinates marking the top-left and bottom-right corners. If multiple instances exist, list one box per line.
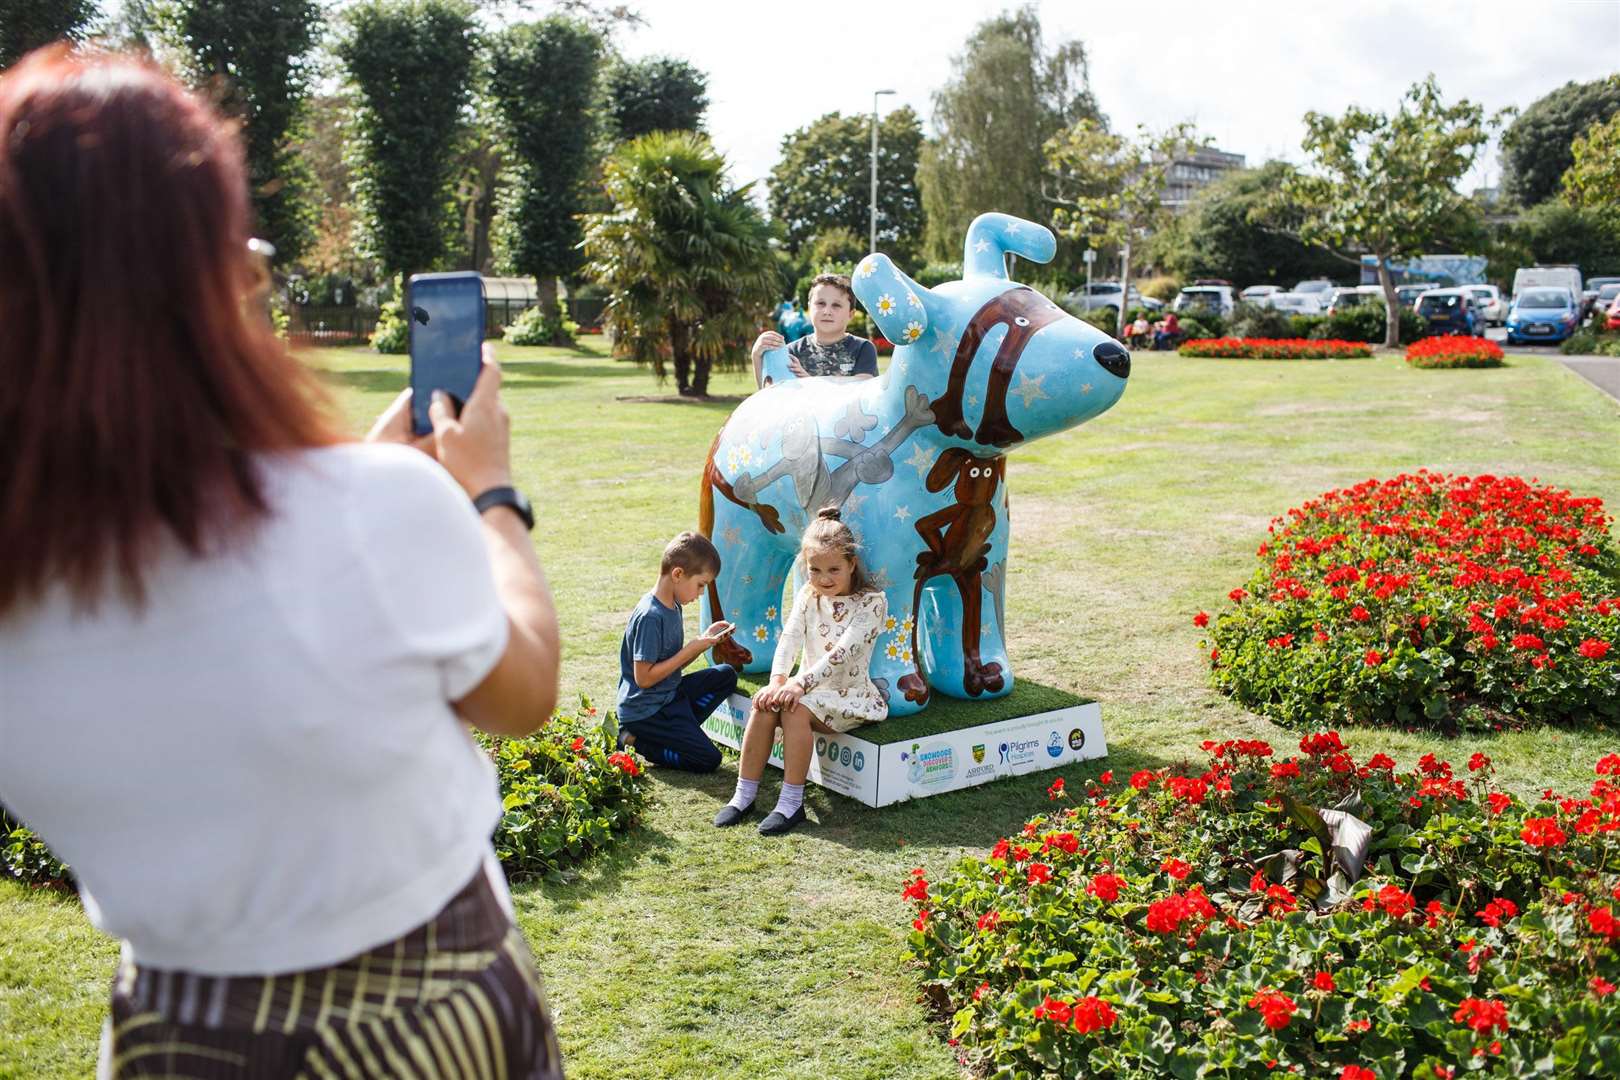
left=852, top=253, right=932, bottom=347
left=963, top=213, right=1056, bottom=280
left=927, top=447, right=970, bottom=493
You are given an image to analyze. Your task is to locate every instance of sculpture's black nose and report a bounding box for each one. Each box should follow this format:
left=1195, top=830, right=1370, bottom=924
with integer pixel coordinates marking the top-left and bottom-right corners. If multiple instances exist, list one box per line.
left=1093, top=340, right=1130, bottom=379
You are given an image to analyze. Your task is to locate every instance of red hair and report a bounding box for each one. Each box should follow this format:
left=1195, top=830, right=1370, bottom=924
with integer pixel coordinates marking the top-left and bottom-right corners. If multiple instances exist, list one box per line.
left=0, top=48, right=340, bottom=613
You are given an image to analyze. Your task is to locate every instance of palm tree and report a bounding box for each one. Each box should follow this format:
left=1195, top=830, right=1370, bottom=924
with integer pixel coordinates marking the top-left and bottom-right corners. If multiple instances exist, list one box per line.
left=582, top=131, right=779, bottom=396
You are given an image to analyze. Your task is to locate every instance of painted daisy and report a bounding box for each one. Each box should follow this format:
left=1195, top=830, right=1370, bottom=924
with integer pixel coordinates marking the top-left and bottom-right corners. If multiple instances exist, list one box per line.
left=753, top=625, right=769, bottom=643
left=906, top=291, right=922, bottom=308
left=883, top=615, right=897, bottom=632
left=885, top=643, right=900, bottom=660
left=857, top=258, right=877, bottom=278
left=903, top=321, right=923, bottom=342
left=765, top=606, right=778, bottom=620
left=876, top=293, right=896, bottom=316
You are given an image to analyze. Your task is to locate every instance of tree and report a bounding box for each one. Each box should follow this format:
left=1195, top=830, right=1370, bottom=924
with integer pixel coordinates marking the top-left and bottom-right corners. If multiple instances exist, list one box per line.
left=488, top=16, right=603, bottom=342
left=581, top=131, right=779, bottom=397
left=0, top=0, right=98, bottom=68
left=767, top=107, right=925, bottom=268
left=339, top=0, right=479, bottom=280
left=604, top=56, right=707, bottom=140
left=1044, top=119, right=1196, bottom=334
left=1513, top=201, right=1620, bottom=276
left=168, top=0, right=322, bottom=266
left=1500, top=77, right=1620, bottom=208
left=1286, top=77, right=1499, bottom=348
left=917, top=5, right=1102, bottom=263
left=1562, top=106, right=1620, bottom=227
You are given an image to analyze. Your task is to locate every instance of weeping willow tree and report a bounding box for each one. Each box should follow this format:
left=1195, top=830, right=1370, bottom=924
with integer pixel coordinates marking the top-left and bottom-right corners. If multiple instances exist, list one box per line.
left=581, top=131, right=778, bottom=397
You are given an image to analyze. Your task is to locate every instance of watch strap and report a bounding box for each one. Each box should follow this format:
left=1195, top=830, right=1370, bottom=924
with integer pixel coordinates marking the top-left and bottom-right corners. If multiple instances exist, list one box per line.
left=473, top=485, right=534, bottom=531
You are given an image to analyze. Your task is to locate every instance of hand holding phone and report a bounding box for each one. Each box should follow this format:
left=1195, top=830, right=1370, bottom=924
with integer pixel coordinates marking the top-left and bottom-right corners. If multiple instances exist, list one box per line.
left=701, top=621, right=735, bottom=647
left=408, top=272, right=486, bottom=437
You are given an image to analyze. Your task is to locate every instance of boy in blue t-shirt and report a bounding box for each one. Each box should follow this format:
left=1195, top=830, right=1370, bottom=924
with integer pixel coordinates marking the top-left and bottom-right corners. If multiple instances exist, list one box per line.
left=616, top=531, right=739, bottom=772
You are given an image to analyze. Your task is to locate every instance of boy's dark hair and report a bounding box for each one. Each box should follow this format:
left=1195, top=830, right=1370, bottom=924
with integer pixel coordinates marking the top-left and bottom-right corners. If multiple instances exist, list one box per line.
left=807, top=273, right=855, bottom=308
left=661, top=531, right=721, bottom=577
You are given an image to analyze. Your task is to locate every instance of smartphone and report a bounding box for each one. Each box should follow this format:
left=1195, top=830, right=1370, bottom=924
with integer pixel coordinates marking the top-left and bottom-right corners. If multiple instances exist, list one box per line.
left=407, top=271, right=486, bottom=436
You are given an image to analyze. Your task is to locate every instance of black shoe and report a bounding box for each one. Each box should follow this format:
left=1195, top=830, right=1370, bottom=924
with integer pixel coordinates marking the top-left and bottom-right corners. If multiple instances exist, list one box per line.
left=758, top=805, right=806, bottom=836
left=713, top=802, right=754, bottom=827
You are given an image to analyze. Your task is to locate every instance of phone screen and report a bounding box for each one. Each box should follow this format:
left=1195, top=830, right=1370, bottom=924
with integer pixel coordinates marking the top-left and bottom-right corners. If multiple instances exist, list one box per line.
left=408, top=272, right=486, bottom=436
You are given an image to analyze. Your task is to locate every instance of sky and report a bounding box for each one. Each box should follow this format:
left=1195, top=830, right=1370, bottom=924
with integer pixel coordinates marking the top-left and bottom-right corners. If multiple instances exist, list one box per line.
left=614, top=0, right=1620, bottom=198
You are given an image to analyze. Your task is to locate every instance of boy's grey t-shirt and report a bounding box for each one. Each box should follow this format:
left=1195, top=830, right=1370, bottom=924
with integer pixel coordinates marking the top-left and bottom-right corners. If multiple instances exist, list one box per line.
left=787, top=333, right=878, bottom=377
left=617, top=591, right=683, bottom=724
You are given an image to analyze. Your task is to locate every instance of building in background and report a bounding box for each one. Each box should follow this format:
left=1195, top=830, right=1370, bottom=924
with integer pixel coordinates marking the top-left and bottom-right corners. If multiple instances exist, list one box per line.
left=1162, top=147, right=1247, bottom=210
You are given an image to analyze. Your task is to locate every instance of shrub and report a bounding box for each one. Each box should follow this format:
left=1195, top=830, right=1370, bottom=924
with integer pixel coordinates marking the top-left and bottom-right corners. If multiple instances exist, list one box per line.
left=915, top=262, right=964, bottom=288
left=504, top=299, right=578, bottom=347
left=1179, top=338, right=1374, bottom=360
left=1201, top=471, right=1620, bottom=732
left=1, top=699, right=648, bottom=890
left=1175, top=315, right=1219, bottom=341
left=1229, top=301, right=1293, bottom=340
left=903, top=734, right=1620, bottom=1079
left=1405, top=337, right=1505, bottom=368
left=1289, top=313, right=1328, bottom=339
left=481, top=698, right=650, bottom=881
left=1078, top=307, right=1121, bottom=339
left=1562, top=328, right=1620, bottom=357
left=1310, top=304, right=1426, bottom=344
left=370, top=290, right=409, bottom=354
left=1138, top=274, right=1180, bottom=302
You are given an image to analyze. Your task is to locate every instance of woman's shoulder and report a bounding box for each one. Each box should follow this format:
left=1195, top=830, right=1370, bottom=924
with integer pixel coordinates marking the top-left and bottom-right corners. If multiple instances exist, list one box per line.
left=267, top=443, right=463, bottom=509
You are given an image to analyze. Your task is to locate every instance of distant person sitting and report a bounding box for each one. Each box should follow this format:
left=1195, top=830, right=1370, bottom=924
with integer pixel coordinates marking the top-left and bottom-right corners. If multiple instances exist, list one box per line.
left=750, top=273, right=878, bottom=387
left=1153, top=311, right=1181, bottom=350
left=1127, top=314, right=1151, bottom=348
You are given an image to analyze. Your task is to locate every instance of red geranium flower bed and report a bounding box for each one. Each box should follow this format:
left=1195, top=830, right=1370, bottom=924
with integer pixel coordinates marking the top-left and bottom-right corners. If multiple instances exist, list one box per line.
left=1199, top=471, right=1620, bottom=732
left=905, top=734, right=1620, bottom=1077
left=1406, top=336, right=1505, bottom=368
left=1179, top=338, right=1374, bottom=360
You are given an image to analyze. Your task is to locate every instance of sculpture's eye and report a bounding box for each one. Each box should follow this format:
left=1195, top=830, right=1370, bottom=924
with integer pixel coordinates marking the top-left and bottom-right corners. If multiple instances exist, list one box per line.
left=970, top=466, right=982, bottom=478
left=1014, top=316, right=1030, bottom=327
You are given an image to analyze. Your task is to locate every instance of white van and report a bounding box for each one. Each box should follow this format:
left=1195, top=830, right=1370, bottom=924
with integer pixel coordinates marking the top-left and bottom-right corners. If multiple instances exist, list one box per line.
left=1512, top=266, right=1582, bottom=305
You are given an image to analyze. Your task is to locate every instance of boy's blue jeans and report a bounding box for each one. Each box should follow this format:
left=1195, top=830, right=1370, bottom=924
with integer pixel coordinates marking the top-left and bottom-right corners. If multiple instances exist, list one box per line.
left=620, top=664, right=737, bottom=773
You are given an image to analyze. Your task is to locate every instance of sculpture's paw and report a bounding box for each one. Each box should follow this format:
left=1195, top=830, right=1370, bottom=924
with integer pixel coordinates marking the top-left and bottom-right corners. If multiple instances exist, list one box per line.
left=898, top=671, right=931, bottom=705
left=974, top=417, right=1023, bottom=448
left=933, top=408, right=972, bottom=441
left=963, top=662, right=1005, bottom=697
left=714, top=637, right=753, bottom=668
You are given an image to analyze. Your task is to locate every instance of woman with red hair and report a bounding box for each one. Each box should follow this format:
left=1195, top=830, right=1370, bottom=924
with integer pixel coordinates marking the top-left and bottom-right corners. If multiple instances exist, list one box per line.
left=0, top=47, right=564, bottom=1078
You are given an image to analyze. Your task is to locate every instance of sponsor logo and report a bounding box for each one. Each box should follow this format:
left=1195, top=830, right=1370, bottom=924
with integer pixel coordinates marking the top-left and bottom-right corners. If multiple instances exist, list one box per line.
left=901, top=741, right=957, bottom=787
left=853, top=750, right=865, bottom=773
left=816, top=737, right=827, bottom=758
left=840, top=745, right=852, bottom=767
left=972, top=744, right=986, bottom=764
left=1046, top=731, right=1064, bottom=758
left=1068, top=728, right=1086, bottom=752
left=963, top=763, right=997, bottom=782
left=997, top=741, right=1009, bottom=764
left=1003, top=737, right=1040, bottom=766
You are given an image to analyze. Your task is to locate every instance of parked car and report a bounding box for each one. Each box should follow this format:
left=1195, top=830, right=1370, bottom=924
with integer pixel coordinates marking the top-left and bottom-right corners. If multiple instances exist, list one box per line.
left=1415, top=289, right=1482, bottom=336
left=1466, top=284, right=1506, bottom=326
left=1394, top=283, right=1433, bottom=307
left=1173, top=284, right=1235, bottom=317
left=1606, top=289, right=1620, bottom=326
left=1513, top=266, right=1584, bottom=314
left=1260, top=291, right=1324, bottom=314
left=1505, top=287, right=1581, bottom=345
left=1239, top=285, right=1281, bottom=303
left=1293, top=279, right=1334, bottom=296
left=1065, top=281, right=1162, bottom=315
left=1590, top=281, right=1620, bottom=321
left=1325, top=285, right=1385, bottom=316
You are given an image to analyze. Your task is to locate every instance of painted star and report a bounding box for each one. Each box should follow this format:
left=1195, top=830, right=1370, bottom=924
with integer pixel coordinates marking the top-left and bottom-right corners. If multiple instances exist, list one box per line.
left=722, top=525, right=741, bottom=545
left=1072, top=347, right=1086, bottom=361
left=1005, top=220, right=1022, bottom=234
left=1010, top=371, right=1050, bottom=409
left=893, top=505, right=913, bottom=524
left=982, top=622, right=995, bottom=637
left=870, top=568, right=893, bottom=589
left=742, top=574, right=753, bottom=585
left=1080, top=382, right=1094, bottom=395
left=966, top=394, right=979, bottom=408
left=928, top=323, right=959, bottom=357
left=843, top=493, right=868, bottom=515
left=902, top=442, right=935, bottom=480
left=973, top=238, right=991, bottom=254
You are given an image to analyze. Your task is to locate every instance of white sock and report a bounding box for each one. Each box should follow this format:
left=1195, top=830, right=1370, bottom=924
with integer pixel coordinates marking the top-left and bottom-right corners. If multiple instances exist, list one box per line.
left=728, top=778, right=758, bottom=811
left=772, top=782, right=804, bottom=818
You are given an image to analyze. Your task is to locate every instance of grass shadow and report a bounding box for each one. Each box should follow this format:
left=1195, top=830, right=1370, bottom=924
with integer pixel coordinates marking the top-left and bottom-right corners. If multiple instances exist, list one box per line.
left=318, top=359, right=608, bottom=397
left=509, top=817, right=679, bottom=914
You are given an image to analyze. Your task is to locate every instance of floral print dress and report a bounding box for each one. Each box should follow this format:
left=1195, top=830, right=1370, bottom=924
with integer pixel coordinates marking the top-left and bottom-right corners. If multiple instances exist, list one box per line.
left=771, top=585, right=888, bottom=733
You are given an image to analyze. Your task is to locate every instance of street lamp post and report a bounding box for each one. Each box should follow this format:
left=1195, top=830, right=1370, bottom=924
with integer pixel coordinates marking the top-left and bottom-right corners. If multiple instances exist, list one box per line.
left=869, top=89, right=895, bottom=255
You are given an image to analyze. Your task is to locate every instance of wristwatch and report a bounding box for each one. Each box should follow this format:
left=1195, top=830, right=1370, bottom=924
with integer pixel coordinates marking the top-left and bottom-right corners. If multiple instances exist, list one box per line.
left=473, top=485, right=534, bottom=531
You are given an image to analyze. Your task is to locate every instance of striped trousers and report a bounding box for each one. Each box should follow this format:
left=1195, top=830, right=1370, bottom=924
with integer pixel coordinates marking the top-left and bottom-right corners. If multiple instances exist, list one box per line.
left=100, top=869, right=563, bottom=1079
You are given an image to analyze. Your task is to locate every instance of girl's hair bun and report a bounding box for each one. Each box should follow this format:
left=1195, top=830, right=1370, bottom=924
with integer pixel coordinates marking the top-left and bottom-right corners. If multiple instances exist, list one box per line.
left=816, top=505, right=841, bottom=522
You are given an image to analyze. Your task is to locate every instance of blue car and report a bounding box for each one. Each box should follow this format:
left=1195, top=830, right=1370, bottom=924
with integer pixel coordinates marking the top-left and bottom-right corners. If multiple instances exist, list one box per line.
left=1415, top=288, right=1482, bottom=336
left=1506, top=288, right=1580, bottom=345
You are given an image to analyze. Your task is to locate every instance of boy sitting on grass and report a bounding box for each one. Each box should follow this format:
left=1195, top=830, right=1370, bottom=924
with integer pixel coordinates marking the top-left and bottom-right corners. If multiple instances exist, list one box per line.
left=750, top=273, right=878, bottom=387
left=616, top=531, right=738, bottom=772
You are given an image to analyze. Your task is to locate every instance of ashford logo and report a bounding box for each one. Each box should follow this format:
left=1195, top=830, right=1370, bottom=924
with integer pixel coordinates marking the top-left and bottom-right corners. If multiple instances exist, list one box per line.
left=1001, top=737, right=1040, bottom=766
left=1068, top=727, right=1086, bottom=752
left=972, top=744, right=986, bottom=764
left=1046, top=731, right=1065, bottom=758
left=902, top=741, right=956, bottom=787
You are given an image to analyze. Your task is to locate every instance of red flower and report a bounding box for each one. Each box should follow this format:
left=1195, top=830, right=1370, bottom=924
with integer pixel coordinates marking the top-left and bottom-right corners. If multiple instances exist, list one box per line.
left=1598, top=753, right=1620, bottom=776
left=989, top=838, right=1010, bottom=862
left=1129, top=769, right=1156, bottom=789
left=1592, top=976, right=1617, bottom=996
left=1580, top=639, right=1612, bottom=659
left=976, top=910, right=1001, bottom=932
left=1350, top=605, right=1371, bottom=622
left=1589, top=905, right=1620, bottom=941
left=1364, top=649, right=1383, bottom=666
left=911, top=909, right=929, bottom=931
left=1340, top=1067, right=1376, bottom=1080
left=1520, top=816, right=1568, bottom=848
left=1229, top=588, right=1248, bottom=603
left=1312, top=971, right=1336, bottom=992
left=1362, top=883, right=1416, bottom=919
left=570, top=736, right=586, bottom=754
left=1026, top=862, right=1053, bottom=886
left=1087, top=873, right=1126, bottom=902
left=1346, top=1018, right=1372, bottom=1034
left=1098, top=769, right=1113, bottom=785
left=1032, top=996, right=1072, bottom=1024
left=1161, top=858, right=1191, bottom=880
left=1047, top=777, right=1065, bottom=800
left=1193, top=611, right=1210, bottom=628
left=1452, top=997, right=1508, bottom=1034
left=1486, top=792, right=1512, bottom=815
left=901, top=876, right=929, bottom=903
left=1467, top=752, right=1490, bottom=772
left=1071, top=996, right=1119, bottom=1034
left=606, top=751, right=641, bottom=776
left=1270, top=760, right=1301, bottom=779
left=972, top=981, right=990, bottom=1001
left=1512, top=632, right=1545, bottom=651
left=1475, top=898, right=1518, bottom=927
left=1248, top=988, right=1297, bottom=1030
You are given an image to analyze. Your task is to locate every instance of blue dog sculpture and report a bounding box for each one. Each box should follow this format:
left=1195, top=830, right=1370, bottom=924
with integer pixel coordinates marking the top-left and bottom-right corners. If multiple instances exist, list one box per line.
left=700, top=212, right=1130, bottom=716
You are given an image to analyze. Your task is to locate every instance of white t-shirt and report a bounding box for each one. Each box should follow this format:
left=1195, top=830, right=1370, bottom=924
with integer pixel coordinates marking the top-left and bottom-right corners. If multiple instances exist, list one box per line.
left=0, top=444, right=511, bottom=975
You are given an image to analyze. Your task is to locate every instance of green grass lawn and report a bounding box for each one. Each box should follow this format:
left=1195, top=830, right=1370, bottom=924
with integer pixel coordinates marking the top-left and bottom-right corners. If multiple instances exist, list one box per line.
left=5, top=340, right=1620, bottom=1078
